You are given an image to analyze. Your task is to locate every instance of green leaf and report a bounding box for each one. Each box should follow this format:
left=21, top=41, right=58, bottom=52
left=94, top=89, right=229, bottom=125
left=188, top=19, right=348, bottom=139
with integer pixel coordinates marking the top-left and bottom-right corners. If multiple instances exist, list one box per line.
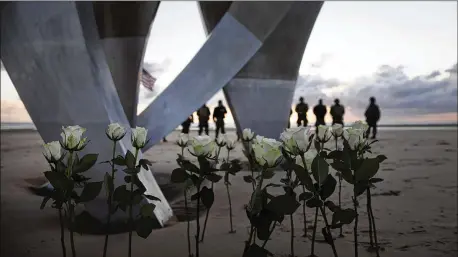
left=55, top=161, right=67, bottom=174
left=312, top=155, right=329, bottom=185
left=124, top=175, right=131, bottom=183
left=171, top=168, right=188, bottom=183
left=243, top=175, right=255, bottom=184
left=190, top=192, right=199, bottom=201
left=319, top=174, right=337, bottom=200
left=139, top=159, right=153, bottom=170
left=40, top=196, right=51, bottom=209
left=266, top=194, right=300, bottom=215
left=306, top=196, right=323, bottom=208
left=219, top=162, right=230, bottom=171
left=140, top=203, right=156, bottom=218
left=229, top=160, right=242, bottom=173
left=355, top=157, right=380, bottom=181
left=292, top=164, right=315, bottom=192
left=262, top=170, right=275, bottom=179
left=125, top=151, right=136, bottom=169
left=44, top=171, right=73, bottom=191
left=123, top=167, right=140, bottom=175
left=206, top=173, right=223, bottom=183
left=330, top=161, right=354, bottom=184
left=243, top=244, right=272, bottom=257
left=144, top=195, right=161, bottom=202
left=113, top=185, right=130, bottom=204
left=324, top=200, right=340, bottom=213
left=200, top=186, right=214, bottom=209
left=104, top=172, right=113, bottom=194
left=135, top=217, right=155, bottom=239
left=112, top=155, right=126, bottom=166
left=299, top=192, right=314, bottom=201
left=376, top=155, right=387, bottom=163
left=327, top=150, right=343, bottom=160
left=370, top=177, right=384, bottom=183
left=354, top=182, right=368, bottom=197
left=333, top=208, right=357, bottom=224
left=78, top=181, right=103, bottom=202
left=181, top=160, right=200, bottom=174
left=74, top=154, right=98, bottom=173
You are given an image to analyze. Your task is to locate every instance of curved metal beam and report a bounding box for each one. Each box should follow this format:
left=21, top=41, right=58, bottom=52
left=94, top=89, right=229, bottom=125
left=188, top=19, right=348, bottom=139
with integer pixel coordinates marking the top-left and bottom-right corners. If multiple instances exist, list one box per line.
left=138, top=1, right=295, bottom=151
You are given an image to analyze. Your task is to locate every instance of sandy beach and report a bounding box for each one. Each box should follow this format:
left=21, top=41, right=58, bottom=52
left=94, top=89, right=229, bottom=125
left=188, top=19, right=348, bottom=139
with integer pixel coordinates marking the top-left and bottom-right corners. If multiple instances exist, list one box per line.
left=1, top=129, right=457, bottom=257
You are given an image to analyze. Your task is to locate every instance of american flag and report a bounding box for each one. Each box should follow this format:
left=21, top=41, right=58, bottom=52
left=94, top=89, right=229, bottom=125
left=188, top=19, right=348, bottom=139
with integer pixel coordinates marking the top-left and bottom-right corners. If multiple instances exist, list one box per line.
left=141, top=68, right=156, bottom=92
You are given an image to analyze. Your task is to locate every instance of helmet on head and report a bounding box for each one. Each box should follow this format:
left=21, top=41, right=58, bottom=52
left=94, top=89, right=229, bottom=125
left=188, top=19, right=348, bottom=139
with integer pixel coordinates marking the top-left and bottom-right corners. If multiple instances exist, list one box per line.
left=299, top=97, right=304, bottom=102
left=334, top=98, right=340, bottom=104
left=370, top=97, right=376, bottom=103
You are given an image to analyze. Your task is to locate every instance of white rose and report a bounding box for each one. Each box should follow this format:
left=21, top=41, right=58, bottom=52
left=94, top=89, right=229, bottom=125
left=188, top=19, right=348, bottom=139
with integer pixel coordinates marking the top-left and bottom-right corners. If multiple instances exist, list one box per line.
left=303, top=149, right=317, bottom=171
left=252, top=137, right=282, bottom=167
left=343, top=128, right=366, bottom=150
left=253, top=135, right=265, bottom=144
left=242, top=128, right=255, bottom=141
left=106, top=123, right=126, bottom=141
left=317, top=125, right=333, bottom=142
left=131, top=127, right=148, bottom=149
left=225, top=135, right=236, bottom=150
left=189, top=135, right=216, bottom=156
left=280, top=127, right=311, bottom=155
left=176, top=133, right=189, bottom=147
left=60, top=125, right=87, bottom=150
left=216, top=136, right=226, bottom=147
left=331, top=123, right=344, bottom=137
left=43, top=141, right=62, bottom=162
left=351, top=120, right=369, bottom=132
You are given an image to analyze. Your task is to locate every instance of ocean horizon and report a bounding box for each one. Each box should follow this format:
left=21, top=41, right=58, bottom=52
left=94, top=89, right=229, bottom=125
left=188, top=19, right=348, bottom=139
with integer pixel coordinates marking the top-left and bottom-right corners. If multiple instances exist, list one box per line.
left=1, top=122, right=457, bottom=131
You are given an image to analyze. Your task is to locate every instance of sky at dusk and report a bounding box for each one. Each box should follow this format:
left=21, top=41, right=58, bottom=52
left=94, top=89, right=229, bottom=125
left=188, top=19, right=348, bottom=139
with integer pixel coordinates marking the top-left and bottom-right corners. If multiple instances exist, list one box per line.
left=1, top=1, right=457, bottom=125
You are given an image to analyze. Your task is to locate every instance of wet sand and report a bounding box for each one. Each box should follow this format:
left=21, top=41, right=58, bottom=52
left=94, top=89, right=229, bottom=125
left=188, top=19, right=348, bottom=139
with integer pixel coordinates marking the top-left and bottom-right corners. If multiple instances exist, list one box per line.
left=1, top=129, right=457, bottom=257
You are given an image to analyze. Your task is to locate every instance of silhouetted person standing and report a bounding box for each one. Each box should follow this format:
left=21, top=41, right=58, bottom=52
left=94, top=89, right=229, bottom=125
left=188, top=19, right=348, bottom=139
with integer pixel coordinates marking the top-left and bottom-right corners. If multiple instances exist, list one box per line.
left=197, top=104, right=211, bottom=136
left=313, top=99, right=327, bottom=129
left=330, top=98, right=345, bottom=125
left=295, top=97, right=309, bottom=127
left=287, top=109, right=293, bottom=128
left=213, top=100, right=227, bottom=138
left=365, top=97, right=381, bottom=139
left=181, top=113, right=194, bottom=134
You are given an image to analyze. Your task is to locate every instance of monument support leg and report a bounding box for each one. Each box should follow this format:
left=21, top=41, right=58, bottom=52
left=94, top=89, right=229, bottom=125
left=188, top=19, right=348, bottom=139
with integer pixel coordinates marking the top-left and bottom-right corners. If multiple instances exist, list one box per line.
left=1, top=1, right=173, bottom=226
left=93, top=2, right=160, bottom=126
left=200, top=1, right=324, bottom=139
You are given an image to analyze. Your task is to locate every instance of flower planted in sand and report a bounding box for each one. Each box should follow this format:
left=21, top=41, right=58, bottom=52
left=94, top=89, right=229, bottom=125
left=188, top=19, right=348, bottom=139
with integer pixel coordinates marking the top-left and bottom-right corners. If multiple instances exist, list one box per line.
left=100, top=126, right=160, bottom=257
left=242, top=136, right=285, bottom=257
left=200, top=135, right=226, bottom=242
left=329, top=121, right=386, bottom=257
left=280, top=127, right=314, bottom=239
left=102, top=123, right=126, bottom=257
left=41, top=126, right=102, bottom=257
left=219, top=135, right=241, bottom=234
left=171, top=135, right=222, bottom=257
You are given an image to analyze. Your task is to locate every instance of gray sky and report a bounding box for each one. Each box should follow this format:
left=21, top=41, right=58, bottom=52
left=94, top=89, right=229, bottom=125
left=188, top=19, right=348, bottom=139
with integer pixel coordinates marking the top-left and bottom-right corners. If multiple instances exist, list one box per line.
left=2, top=1, right=457, bottom=124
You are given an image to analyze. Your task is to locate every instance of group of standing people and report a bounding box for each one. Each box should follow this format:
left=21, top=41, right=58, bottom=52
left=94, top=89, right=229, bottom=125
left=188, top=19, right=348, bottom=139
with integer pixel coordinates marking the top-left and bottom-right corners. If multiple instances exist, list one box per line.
left=290, top=96, right=381, bottom=139
left=168, top=96, right=381, bottom=142
left=180, top=100, right=228, bottom=139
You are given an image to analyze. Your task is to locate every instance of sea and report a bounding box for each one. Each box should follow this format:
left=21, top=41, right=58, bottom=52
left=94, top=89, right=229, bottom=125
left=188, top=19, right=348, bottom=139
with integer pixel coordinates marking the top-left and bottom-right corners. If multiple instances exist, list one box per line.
left=1, top=122, right=457, bottom=131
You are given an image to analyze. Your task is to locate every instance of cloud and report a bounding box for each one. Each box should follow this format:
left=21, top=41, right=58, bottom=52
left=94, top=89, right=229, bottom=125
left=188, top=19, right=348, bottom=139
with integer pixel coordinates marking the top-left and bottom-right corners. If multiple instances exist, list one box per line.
left=293, top=63, right=458, bottom=120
